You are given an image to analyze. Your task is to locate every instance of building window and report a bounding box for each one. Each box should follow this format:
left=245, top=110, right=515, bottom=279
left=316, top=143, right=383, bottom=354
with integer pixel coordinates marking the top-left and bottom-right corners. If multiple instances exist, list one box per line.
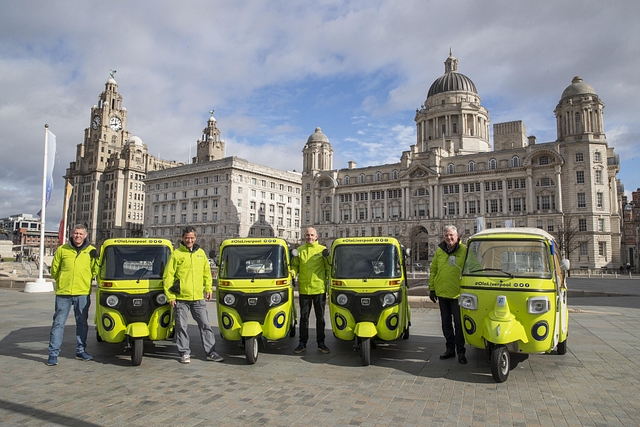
left=511, top=156, right=520, bottom=167
left=598, top=242, right=606, bottom=257
left=375, top=172, right=381, bottom=181
left=576, top=170, right=584, bottom=184
left=594, top=151, right=601, bottom=162
left=575, top=152, right=584, bottom=162
left=577, top=193, right=586, bottom=208
left=359, top=174, right=365, bottom=183
left=579, top=242, right=588, bottom=256
left=547, top=220, right=554, bottom=232
left=539, top=156, right=549, bottom=165
left=344, top=176, right=350, bottom=184
left=598, top=218, right=605, bottom=232
left=392, top=170, right=398, bottom=180
left=447, top=163, right=454, bottom=174
left=596, top=192, right=603, bottom=208
left=595, top=169, right=603, bottom=184
left=579, top=218, right=587, bottom=232
left=488, top=158, right=497, bottom=170
left=468, top=161, right=475, bottom=172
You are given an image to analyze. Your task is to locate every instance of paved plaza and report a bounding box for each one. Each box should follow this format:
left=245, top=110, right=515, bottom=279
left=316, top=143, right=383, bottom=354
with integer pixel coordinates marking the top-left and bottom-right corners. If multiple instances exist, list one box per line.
left=0, top=277, right=639, bottom=426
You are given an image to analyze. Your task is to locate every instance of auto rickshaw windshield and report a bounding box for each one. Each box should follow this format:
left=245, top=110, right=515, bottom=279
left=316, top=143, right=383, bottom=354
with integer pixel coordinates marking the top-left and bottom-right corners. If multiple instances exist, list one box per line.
left=220, top=245, right=287, bottom=279
left=101, top=245, right=172, bottom=280
left=463, top=239, right=552, bottom=279
left=332, top=244, right=402, bottom=279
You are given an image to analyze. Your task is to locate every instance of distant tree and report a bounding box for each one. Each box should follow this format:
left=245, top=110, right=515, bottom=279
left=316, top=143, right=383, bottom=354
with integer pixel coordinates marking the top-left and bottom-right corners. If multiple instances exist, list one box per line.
left=552, top=209, right=589, bottom=259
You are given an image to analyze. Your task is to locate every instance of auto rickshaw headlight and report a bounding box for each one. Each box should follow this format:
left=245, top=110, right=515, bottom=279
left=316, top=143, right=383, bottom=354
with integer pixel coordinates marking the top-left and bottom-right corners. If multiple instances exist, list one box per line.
left=459, top=293, right=478, bottom=310
left=105, top=295, right=119, bottom=308
left=382, top=293, right=396, bottom=307
left=528, top=296, right=550, bottom=314
left=269, top=292, right=283, bottom=306
left=223, top=294, right=236, bottom=306
left=336, top=293, right=349, bottom=306
left=156, top=293, right=167, bottom=305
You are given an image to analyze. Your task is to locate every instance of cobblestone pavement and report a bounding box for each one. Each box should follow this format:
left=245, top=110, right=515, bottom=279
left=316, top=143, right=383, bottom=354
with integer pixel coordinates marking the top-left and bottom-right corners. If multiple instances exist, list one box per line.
left=0, top=287, right=639, bottom=426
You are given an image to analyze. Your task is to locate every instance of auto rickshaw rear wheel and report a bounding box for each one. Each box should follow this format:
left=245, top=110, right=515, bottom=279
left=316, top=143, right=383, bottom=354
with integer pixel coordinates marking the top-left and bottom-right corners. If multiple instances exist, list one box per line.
left=360, top=337, right=371, bottom=366
left=556, top=339, right=567, bottom=355
left=132, top=338, right=143, bottom=366
left=491, top=345, right=510, bottom=383
left=245, top=336, right=258, bottom=365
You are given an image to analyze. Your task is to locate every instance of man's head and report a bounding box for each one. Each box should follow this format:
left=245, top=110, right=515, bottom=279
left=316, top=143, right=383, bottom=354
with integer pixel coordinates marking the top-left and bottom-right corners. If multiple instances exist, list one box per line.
left=182, top=226, right=197, bottom=250
left=71, top=224, right=88, bottom=247
left=304, top=227, right=318, bottom=244
left=443, top=225, right=459, bottom=249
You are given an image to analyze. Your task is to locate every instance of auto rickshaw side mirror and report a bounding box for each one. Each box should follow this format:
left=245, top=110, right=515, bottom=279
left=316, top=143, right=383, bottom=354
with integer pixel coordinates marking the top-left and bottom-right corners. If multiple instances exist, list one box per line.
left=560, top=259, right=570, bottom=271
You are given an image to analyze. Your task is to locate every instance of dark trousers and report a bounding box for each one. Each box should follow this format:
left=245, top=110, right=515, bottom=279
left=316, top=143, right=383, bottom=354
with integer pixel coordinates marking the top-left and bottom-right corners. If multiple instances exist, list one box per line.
left=299, top=293, right=326, bottom=344
left=438, top=297, right=465, bottom=355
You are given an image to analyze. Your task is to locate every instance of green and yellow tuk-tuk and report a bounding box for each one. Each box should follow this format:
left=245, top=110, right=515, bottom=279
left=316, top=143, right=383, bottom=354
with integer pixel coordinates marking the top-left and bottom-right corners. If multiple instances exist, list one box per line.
left=328, top=237, right=411, bottom=366
left=459, top=228, right=570, bottom=382
left=216, top=238, right=296, bottom=364
left=95, top=238, right=174, bottom=365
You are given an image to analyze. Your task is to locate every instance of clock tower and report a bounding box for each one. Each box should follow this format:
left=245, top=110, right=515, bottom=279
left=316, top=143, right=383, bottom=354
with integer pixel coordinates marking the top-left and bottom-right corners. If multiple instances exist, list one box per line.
left=194, top=110, right=225, bottom=163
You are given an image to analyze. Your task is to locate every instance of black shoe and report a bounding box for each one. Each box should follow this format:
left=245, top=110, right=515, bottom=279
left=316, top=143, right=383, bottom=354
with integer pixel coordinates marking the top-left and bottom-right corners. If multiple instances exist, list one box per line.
left=458, top=355, right=467, bottom=364
left=440, top=350, right=455, bottom=360
left=317, top=342, right=330, bottom=354
left=294, top=343, right=306, bottom=354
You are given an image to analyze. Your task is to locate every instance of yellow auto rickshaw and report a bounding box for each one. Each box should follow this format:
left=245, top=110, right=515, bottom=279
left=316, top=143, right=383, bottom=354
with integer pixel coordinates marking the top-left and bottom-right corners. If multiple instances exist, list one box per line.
left=95, top=238, right=174, bottom=365
left=459, top=228, right=570, bottom=382
left=328, top=237, right=411, bottom=366
left=216, top=238, right=296, bottom=364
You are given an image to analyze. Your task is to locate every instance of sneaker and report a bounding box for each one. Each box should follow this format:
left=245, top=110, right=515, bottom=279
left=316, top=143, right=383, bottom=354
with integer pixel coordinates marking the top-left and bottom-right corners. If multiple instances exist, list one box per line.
left=46, top=356, right=58, bottom=366
left=439, top=349, right=455, bottom=360
left=180, top=354, right=191, bottom=364
left=207, top=351, right=224, bottom=362
left=75, top=352, right=94, bottom=361
left=317, top=342, right=330, bottom=354
left=294, top=343, right=306, bottom=354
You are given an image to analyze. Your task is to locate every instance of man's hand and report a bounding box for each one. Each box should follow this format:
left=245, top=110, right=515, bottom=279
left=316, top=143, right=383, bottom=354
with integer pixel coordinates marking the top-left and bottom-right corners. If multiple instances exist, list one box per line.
left=169, top=300, right=177, bottom=308
left=205, top=292, right=212, bottom=301
left=429, top=290, right=438, bottom=303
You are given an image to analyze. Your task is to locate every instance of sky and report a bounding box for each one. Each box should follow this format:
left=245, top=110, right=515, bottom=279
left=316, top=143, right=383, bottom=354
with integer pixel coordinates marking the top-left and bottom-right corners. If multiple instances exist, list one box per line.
left=1, top=1, right=639, bottom=231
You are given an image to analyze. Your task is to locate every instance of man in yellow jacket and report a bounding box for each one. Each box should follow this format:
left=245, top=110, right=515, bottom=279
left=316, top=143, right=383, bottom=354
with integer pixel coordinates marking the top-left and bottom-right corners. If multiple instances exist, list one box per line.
left=290, top=227, right=331, bottom=354
left=163, top=226, right=223, bottom=364
left=47, top=224, right=98, bottom=366
left=429, top=225, right=468, bottom=364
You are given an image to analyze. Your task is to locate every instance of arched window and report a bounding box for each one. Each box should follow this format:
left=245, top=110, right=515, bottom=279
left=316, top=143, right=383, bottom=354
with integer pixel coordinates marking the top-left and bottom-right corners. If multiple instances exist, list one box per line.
left=375, top=172, right=381, bottom=182
left=489, top=158, right=497, bottom=170
left=344, top=176, right=350, bottom=184
left=392, top=170, right=398, bottom=180
left=359, top=174, right=365, bottom=183
left=468, top=161, right=475, bottom=172
left=511, top=156, right=520, bottom=167
left=447, top=163, right=455, bottom=174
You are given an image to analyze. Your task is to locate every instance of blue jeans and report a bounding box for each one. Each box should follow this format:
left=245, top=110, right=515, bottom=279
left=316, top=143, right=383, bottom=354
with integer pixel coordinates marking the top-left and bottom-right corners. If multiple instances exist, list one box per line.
left=48, top=295, right=91, bottom=357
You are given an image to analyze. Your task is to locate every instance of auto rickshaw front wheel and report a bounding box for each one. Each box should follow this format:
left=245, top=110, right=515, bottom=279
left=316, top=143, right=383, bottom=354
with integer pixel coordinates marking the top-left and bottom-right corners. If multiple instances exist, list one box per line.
left=491, top=345, right=510, bottom=383
left=132, top=338, right=143, bottom=366
left=245, top=336, right=259, bottom=364
left=556, top=339, right=567, bottom=355
left=360, top=337, right=371, bottom=366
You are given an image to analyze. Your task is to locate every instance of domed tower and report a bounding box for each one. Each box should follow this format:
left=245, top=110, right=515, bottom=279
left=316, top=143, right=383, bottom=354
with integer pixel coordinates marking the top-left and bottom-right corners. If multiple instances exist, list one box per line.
left=195, top=110, right=225, bottom=163
left=302, top=127, right=333, bottom=175
left=554, top=76, right=605, bottom=142
left=415, top=51, right=490, bottom=154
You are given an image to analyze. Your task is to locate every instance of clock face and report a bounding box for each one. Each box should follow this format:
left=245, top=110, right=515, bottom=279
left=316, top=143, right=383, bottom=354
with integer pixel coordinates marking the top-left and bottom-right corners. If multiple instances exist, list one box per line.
left=109, top=116, right=122, bottom=131
left=92, top=116, right=101, bottom=130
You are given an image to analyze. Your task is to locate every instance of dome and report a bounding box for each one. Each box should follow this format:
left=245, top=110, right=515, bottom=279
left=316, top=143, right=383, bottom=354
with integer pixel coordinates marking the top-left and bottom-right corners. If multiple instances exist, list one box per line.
left=127, top=136, right=143, bottom=146
left=427, top=52, right=478, bottom=98
left=427, top=72, right=477, bottom=98
left=306, top=127, right=329, bottom=144
left=561, top=76, right=597, bottom=99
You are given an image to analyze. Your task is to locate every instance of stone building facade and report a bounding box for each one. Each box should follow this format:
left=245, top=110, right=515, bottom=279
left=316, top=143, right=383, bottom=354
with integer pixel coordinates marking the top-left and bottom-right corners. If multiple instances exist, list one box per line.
left=301, top=53, right=622, bottom=269
left=144, top=115, right=303, bottom=254
left=64, top=74, right=181, bottom=244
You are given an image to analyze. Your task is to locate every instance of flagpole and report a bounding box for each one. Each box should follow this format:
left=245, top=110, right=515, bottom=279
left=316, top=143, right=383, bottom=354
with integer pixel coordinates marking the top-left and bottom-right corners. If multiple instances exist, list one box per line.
left=37, top=125, right=50, bottom=280
left=25, top=124, right=54, bottom=293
